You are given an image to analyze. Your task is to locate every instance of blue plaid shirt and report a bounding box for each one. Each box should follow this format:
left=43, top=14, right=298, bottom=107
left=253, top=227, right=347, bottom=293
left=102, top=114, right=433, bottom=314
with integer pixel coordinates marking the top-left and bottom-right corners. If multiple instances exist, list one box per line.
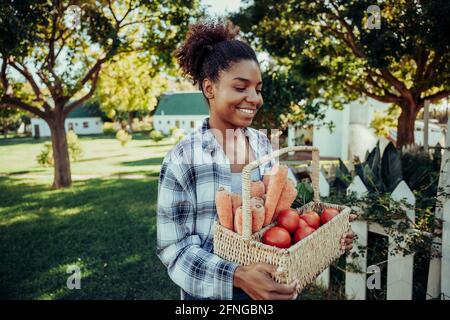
left=156, top=117, right=276, bottom=300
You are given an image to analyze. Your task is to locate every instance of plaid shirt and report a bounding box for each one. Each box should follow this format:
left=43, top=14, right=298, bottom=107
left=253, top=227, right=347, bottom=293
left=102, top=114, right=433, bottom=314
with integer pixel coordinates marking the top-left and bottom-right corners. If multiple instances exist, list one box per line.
left=156, top=117, right=276, bottom=300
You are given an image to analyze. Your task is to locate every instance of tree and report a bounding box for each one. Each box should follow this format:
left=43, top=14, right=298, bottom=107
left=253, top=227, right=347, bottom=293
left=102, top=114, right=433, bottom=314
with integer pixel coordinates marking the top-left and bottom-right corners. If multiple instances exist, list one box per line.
left=255, top=67, right=327, bottom=133
left=231, top=0, right=450, bottom=147
left=95, top=52, right=169, bottom=131
left=0, top=0, right=201, bottom=188
left=0, top=106, right=24, bottom=138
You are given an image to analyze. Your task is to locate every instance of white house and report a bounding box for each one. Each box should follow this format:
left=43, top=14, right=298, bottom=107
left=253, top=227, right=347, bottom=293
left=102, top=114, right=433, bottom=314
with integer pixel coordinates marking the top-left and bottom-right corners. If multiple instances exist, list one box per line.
left=287, top=98, right=444, bottom=161
left=31, top=105, right=103, bottom=137
left=152, top=91, right=209, bottom=135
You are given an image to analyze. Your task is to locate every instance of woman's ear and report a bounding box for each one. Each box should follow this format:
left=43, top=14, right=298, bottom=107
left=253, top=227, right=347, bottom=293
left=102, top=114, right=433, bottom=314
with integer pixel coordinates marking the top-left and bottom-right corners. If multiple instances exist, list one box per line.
left=202, top=78, right=215, bottom=100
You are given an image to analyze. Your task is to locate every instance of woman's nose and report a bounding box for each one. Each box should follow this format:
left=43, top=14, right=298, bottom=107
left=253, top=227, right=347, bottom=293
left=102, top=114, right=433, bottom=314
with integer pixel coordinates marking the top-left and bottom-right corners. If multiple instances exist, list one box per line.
left=246, top=88, right=261, bottom=104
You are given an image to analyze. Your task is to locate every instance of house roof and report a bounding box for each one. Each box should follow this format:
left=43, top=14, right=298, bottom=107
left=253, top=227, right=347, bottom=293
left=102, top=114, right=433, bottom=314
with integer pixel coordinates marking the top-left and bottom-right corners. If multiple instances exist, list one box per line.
left=68, top=104, right=103, bottom=118
left=154, top=91, right=209, bottom=116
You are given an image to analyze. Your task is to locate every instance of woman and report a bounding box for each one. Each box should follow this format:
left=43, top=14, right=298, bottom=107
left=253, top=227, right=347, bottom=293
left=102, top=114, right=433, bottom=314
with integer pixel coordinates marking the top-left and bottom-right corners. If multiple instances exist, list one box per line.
left=156, top=19, right=354, bottom=300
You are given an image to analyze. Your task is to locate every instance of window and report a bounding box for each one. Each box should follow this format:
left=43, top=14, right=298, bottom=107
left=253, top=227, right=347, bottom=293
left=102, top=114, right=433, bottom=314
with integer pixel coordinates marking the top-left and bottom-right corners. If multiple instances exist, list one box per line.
left=167, top=120, right=170, bottom=125
left=83, top=122, right=89, bottom=128
left=68, top=123, right=74, bottom=131
left=191, top=121, right=195, bottom=128
left=158, top=121, right=161, bottom=125
left=175, top=120, right=180, bottom=128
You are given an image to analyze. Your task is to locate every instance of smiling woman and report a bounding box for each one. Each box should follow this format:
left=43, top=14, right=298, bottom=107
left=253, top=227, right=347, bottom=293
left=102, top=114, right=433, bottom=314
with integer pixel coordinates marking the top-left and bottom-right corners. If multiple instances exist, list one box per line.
left=156, top=19, right=298, bottom=301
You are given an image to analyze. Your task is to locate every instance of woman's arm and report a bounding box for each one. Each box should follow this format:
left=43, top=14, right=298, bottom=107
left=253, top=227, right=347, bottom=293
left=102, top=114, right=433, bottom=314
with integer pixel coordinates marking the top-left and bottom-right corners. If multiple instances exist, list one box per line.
left=156, top=160, right=239, bottom=300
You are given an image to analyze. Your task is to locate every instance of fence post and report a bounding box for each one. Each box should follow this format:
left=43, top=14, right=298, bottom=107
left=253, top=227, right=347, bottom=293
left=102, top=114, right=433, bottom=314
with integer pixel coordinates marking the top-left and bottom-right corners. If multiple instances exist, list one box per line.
left=387, top=181, right=415, bottom=300
left=319, top=170, right=330, bottom=198
left=442, top=199, right=450, bottom=300
left=288, top=124, right=295, bottom=156
left=427, top=119, right=450, bottom=299
left=345, top=176, right=368, bottom=300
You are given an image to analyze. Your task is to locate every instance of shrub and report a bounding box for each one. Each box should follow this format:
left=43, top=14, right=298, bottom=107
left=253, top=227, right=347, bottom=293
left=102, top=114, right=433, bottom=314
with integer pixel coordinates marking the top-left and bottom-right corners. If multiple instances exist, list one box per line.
left=36, top=142, right=54, bottom=167
left=150, top=130, right=164, bottom=143
left=36, top=131, right=83, bottom=166
left=139, top=122, right=152, bottom=132
left=66, top=131, right=83, bottom=161
left=103, top=122, right=116, bottom=134
left=116, top=129, right=132, bottom=147
left=171, top=128, right=185, bottom=143
left=169, top=126, right=178, bottom=137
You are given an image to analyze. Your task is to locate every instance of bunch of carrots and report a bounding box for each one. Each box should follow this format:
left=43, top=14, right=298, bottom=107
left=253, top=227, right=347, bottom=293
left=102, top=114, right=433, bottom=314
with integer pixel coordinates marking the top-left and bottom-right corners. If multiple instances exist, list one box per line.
left=215, top=165, right=298, bottom=235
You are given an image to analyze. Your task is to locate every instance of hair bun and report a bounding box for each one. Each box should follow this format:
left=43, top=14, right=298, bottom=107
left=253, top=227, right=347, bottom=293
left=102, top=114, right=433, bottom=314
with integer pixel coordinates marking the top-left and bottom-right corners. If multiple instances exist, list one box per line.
left=175, top=19, right=240, bottom=85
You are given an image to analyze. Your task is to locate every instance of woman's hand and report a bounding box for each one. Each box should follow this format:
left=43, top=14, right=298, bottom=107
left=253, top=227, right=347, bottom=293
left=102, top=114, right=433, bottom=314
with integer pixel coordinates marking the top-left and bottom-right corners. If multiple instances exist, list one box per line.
left=340, top=214, right=358, bottom=252
left=233, top=263, right=297, bottom=300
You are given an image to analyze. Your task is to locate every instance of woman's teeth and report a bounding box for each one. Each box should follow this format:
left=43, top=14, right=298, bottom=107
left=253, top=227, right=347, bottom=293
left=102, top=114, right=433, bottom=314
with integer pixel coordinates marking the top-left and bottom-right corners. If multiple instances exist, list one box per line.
left=237, top=108, right=255, bottom=114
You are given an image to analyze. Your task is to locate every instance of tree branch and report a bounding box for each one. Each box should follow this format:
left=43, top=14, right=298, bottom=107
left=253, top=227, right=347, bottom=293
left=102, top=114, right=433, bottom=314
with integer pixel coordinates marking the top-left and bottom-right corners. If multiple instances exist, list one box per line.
left=422, top=90, right=450, bottom=104
left=9, top=60, right=43, bottom=101
left=346, top=82, right=401, bottom=104
left=1, top=56, right=9, bottom=93
left=414, top=48, right=428, bottom=82
left=64, top=68, right=101, bottom=117
left=0, top=95, right=48, bottom=119
left=424, top=51, right=442, bottom=82
left=326, top=2, right=412, bottom=101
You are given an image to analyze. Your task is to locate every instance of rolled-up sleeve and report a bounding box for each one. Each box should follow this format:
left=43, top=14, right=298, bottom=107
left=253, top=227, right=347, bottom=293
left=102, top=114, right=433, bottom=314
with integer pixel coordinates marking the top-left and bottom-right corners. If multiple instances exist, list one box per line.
left=156, top=158, right=239, bottom=300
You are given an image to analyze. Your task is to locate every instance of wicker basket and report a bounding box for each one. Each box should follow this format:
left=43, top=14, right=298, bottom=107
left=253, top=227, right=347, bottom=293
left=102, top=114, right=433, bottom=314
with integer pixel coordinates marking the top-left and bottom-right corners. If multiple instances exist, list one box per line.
left=213, top=145, right=351, bottom=293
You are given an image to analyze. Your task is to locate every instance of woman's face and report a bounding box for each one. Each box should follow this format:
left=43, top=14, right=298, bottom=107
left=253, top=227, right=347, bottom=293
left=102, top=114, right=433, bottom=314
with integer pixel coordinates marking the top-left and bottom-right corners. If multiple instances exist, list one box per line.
left=204, top=59, right=263, bottom=128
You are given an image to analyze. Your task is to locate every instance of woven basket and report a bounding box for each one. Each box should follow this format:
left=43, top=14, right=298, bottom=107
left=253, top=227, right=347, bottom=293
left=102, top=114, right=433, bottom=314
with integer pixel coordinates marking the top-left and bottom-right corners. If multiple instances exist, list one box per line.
left=213, top=145, right=351, bottom=292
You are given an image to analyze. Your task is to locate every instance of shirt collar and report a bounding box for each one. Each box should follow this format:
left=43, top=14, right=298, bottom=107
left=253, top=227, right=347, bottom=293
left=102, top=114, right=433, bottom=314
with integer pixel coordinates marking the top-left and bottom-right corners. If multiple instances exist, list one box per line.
left=198, top=117, right=268, bottom=162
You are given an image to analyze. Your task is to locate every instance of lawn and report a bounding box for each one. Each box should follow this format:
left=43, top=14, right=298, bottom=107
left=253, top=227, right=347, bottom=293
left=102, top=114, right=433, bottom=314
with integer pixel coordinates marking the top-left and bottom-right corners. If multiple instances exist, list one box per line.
left=0, top=133, right=339, bottom=300
left=0, top=133, right=174, bottom=183
left=0, top=133, right=180, bottom=299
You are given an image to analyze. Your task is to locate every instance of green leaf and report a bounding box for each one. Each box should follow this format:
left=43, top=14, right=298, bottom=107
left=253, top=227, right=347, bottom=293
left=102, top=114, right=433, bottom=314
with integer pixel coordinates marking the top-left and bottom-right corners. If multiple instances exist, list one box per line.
left=381, top=142, right=403, bottom=193
left=293, top=181, right=314, bottom=207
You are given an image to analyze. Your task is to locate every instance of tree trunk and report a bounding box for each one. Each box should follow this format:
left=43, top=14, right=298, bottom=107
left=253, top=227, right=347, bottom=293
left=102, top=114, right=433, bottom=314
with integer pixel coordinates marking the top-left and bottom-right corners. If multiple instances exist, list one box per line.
left=396, top=102, right=418, bottom=148
left=128, top=111, right=134, bottom=132
left=3, top=120, right=8, bottom=138
left=48, top=113, right=72, bottom=189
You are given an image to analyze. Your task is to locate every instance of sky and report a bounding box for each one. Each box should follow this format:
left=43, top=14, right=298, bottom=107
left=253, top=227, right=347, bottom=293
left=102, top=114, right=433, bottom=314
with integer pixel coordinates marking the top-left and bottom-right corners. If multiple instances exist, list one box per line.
left=201, top=0, right=243, bottom=16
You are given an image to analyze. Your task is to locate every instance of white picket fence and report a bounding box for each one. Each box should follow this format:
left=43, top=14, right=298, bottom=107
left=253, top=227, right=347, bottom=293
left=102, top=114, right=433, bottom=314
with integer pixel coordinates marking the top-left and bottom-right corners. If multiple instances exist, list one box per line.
left=313, top=127, right=450, bottom=299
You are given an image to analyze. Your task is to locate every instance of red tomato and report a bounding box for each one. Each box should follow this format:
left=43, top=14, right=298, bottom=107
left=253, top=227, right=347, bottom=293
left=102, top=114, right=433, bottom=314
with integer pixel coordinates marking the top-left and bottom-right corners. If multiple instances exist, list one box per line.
left=262, top=226, right=292, bottom=248
left=277, top=209, right=300, bottom=233
left=293, top=225, right=315, bottom=243
left=298, top=218, right=310, bottom=229
left=299, top=211, right=321, bottom=229
left=320, top=208, right=340, bottom=225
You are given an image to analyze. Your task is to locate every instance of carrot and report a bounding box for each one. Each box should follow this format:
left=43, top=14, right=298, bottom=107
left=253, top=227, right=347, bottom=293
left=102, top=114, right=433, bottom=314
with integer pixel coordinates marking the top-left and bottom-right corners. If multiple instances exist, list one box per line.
left=273, top=178, right=298, bottom=220
left=251, top=202, right=265, bottom=233
left=231, top=193, right=242, bottom=215
left=215, top=186, right=233, bottom=230
left=250, top=180, right=265, bottom=198
left=263, top=173, right=270, bottom=191
left=250, top=196, right=264, bottom=207
left=234, top=206, right=243, bottom=235
left=234, top=203, right=265, bottom=234
left=263, top=165, right=288, bottom=226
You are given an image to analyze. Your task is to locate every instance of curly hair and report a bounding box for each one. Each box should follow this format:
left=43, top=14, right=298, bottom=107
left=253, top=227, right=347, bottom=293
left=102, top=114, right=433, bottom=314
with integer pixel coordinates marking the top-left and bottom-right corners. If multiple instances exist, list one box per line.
left=174, top=19, right=258, bottom=93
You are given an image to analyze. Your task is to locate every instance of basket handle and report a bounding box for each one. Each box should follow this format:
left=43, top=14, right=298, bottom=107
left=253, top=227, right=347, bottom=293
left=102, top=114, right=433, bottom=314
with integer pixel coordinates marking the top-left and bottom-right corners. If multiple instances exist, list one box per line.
left=241, top=145, right=320, bottom=240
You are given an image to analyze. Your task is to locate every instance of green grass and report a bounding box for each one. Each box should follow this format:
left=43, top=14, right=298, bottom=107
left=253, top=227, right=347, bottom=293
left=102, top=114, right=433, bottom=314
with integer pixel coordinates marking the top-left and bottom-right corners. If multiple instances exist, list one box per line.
left=0, top=133, right=174, bottom=183
left=0, top=133, right=180, bottom=299
left=0, top=176, right=180, bottom=299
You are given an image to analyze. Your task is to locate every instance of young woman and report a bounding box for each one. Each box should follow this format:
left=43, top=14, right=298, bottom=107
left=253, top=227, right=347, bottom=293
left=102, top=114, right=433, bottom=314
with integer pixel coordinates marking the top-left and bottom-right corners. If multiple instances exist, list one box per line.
left=156, top=20, right=354, bottom=300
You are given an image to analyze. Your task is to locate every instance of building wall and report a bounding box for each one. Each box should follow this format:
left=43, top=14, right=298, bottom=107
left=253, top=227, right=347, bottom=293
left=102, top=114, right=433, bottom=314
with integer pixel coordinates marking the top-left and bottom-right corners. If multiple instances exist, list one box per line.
left=312, top=105, right=350, bottom=160
left=153, top=115, right=208, bottom=134
left=31, top=117, right=103, bottom=137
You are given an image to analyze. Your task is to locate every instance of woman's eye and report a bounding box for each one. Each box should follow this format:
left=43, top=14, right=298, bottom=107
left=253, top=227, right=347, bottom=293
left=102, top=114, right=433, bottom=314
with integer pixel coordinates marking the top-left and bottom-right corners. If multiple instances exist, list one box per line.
left=235, top=88, right=246, bottom=92
left=256, top=89, right=262, bottom=94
